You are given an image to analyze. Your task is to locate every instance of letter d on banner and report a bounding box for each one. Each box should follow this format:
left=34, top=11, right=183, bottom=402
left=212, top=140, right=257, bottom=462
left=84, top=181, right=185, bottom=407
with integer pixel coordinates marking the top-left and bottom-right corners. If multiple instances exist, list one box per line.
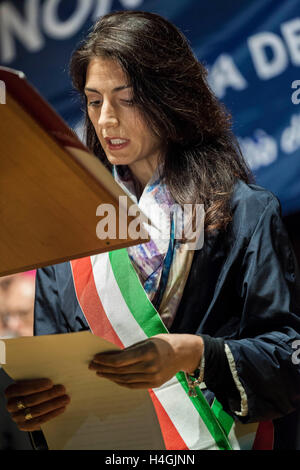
left=0, top=80, right=6, bottom=104
left=0, top=340, right=6, bottom=365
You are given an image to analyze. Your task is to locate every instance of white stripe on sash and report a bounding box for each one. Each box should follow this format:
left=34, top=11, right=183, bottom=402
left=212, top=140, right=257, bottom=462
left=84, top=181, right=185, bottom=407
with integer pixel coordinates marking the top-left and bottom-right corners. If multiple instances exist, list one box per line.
left=91, top=253, right=221, bottom=450
left=91, top=253, right=146, bottom=346
left=152, top=377, right=219, bottom=450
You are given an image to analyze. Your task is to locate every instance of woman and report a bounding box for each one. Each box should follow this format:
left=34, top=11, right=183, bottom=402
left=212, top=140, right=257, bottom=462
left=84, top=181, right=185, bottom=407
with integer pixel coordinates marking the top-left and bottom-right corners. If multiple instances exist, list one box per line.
left=5, top=11, right=300, bottom=450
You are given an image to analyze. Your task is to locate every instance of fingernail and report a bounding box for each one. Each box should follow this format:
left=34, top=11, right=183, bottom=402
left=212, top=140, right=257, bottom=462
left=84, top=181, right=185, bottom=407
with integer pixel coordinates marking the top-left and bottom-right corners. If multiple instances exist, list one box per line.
left=55, top=384, right=65, bottom=392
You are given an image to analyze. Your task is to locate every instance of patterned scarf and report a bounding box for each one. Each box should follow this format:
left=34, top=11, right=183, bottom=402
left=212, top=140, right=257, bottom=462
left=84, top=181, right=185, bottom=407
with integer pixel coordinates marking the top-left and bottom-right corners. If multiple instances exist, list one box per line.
left=113, top=165, right=195, bottom=329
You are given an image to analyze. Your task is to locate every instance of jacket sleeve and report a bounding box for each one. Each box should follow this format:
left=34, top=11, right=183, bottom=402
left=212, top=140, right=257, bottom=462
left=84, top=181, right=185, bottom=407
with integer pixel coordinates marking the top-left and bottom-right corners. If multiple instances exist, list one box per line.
left=31, top=265, right=69, bottom=450
left=34, top=265, right=69, bottom=335
left=204, top=196, right=300, bottom=423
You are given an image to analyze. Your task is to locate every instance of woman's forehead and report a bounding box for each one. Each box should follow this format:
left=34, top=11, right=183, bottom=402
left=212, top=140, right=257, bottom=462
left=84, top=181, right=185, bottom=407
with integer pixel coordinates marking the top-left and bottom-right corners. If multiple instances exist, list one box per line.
left=85, top=57, right=129, bottom=91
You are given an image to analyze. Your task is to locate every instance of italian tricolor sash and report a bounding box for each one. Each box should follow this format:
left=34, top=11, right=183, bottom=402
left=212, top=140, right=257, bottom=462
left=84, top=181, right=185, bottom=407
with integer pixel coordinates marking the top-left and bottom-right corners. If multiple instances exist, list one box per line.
left=70, top=248, right=240, bottom=450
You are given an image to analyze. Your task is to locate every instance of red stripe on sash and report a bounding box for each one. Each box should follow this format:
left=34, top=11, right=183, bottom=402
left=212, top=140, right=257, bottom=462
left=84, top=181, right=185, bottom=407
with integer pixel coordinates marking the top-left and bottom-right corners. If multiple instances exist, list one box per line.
left=252, top=421, right=274, bottom=450
left=71, top=258, right=123, bottom=348
left=149, top=390, right=188, bottom=450
left=70, top=257, right=189, bottom=450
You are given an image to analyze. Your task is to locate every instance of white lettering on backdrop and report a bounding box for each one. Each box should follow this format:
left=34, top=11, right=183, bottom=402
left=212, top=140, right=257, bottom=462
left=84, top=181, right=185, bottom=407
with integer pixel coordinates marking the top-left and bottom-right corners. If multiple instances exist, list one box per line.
left=0, top=0, right=144, bottom=63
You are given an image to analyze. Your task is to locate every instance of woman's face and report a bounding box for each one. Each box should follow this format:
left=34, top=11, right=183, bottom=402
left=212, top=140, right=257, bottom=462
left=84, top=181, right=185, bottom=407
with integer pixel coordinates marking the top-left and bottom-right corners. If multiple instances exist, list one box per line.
left=85, top=57, right=163, bottom=169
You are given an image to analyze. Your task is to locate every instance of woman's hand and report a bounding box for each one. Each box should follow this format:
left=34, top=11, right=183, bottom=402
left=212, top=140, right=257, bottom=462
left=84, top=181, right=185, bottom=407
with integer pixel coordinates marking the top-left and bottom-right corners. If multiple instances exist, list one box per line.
left=89, top=333, right=204, bottom=389
left=5, top=378, right=70, bottom=431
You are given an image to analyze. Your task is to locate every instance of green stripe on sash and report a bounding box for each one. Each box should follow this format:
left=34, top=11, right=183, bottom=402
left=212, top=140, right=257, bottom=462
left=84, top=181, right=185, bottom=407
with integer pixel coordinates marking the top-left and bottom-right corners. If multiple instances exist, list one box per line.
left=211, top=399, right=234, bottom=436
left=109, top=249, right=234, bottom=450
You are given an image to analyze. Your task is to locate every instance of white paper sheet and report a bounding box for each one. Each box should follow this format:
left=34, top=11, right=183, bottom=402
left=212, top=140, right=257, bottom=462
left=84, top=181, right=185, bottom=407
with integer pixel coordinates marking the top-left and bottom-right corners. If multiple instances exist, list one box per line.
left=2, top=331, right=165, bottom=450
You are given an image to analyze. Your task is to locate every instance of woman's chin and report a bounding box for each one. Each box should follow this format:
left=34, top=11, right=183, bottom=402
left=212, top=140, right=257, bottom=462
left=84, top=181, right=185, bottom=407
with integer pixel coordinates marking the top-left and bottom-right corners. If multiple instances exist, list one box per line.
left=106, top=154, right=132, bottom=166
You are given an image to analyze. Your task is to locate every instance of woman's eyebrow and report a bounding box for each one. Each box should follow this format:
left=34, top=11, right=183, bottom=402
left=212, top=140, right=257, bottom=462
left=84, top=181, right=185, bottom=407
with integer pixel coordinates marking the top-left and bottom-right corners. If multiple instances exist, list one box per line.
left=84, top=85, right=132, bottom=94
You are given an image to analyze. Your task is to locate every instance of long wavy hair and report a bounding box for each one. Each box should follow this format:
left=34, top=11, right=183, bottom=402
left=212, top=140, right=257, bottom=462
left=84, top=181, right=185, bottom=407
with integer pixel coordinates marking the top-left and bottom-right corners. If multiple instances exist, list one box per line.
left=69, top=10, right=253, bottom=233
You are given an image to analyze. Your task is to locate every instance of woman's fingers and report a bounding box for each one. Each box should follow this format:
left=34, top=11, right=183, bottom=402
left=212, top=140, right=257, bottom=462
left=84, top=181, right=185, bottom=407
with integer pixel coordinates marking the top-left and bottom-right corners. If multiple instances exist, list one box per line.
left=5, top=379, right=71, bottom=432
left=5, top=378, right=54, bottom=398
left=89, top=335, right=199, bottom=390
left=89, top=339, right=170, bottom=389
left=18, top=407, right=67, bottom=432
left=88, top=359, right=158, bottom=375
left=92, top=365, right=164, bottom=388
left=6, top=384, right=68, bottom=413
left=92, top=340, right=154, bottom=367
left=10, top=394, right=70, bottom=425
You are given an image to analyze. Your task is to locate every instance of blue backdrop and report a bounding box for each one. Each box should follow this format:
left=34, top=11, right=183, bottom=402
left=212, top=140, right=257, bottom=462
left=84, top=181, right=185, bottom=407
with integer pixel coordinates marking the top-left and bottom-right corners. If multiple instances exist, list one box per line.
left=1, top=0, right=300, bottom=214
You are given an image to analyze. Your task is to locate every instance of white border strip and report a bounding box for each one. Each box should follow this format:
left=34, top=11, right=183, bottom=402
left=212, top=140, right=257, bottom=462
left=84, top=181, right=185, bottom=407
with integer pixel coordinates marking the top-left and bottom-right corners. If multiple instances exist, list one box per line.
left=225, top=343, right=248, bottom=417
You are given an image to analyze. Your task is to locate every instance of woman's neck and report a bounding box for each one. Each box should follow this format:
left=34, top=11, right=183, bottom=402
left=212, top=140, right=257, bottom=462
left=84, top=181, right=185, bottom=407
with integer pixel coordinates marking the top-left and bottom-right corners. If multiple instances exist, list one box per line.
left=128, top=154, right=159, bottom=191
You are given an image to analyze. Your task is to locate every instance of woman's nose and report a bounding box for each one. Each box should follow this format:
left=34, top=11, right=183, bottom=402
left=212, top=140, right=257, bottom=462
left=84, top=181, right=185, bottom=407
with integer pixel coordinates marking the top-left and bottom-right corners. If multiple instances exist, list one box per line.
left=98, top=101, right=119, bottom=128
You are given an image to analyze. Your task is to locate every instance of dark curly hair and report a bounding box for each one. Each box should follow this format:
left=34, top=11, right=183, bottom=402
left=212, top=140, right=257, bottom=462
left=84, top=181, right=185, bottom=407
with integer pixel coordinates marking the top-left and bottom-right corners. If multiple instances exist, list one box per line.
left=69, top=10, right=253, bottom=232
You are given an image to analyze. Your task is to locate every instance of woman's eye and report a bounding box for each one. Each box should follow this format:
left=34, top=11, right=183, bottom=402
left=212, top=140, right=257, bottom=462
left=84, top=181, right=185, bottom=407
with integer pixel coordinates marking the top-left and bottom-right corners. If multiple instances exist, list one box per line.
left=88, top=100, right=101, bottom=107
left=121, top=99, right=134, bottom=106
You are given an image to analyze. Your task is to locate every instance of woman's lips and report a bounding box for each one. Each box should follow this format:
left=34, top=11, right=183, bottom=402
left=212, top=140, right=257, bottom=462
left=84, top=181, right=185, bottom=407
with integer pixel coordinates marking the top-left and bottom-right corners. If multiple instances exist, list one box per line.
left=105, top=137, right=130, bottom=151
